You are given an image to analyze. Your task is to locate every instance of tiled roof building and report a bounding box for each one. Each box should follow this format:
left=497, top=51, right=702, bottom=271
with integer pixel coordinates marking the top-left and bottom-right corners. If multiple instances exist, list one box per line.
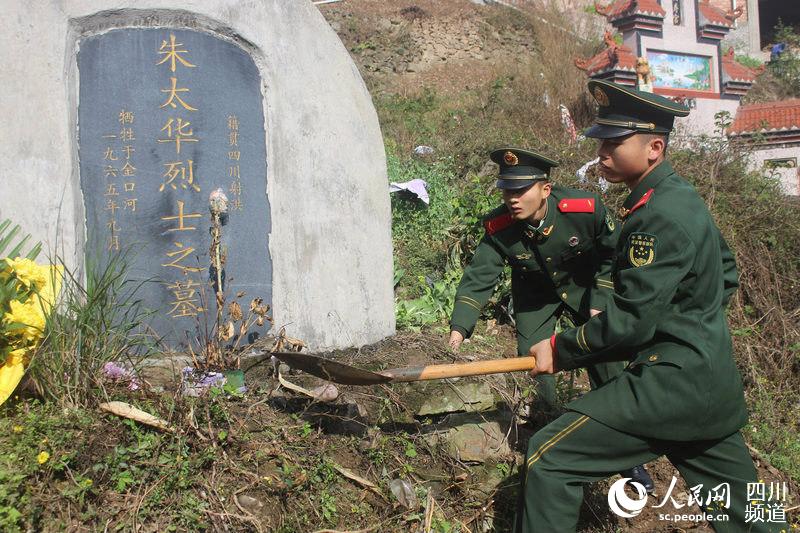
left=729, top=99, right=800, bottom=138
left=574, top=31, right=638, bottom=85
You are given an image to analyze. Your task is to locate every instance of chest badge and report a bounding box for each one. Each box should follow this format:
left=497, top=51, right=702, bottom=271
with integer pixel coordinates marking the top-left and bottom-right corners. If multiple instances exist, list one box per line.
left=515, top=253, right=532, bottom=260
left=628, top=232, right=657, bottom=267
left=568, top=236, right=579, bottom=247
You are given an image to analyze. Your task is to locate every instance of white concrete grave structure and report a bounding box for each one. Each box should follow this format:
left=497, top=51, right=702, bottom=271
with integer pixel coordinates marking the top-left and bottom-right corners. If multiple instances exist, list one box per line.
left=580, top=0, right=760, bottom=135
left=0, top=1, right=395, bottom=351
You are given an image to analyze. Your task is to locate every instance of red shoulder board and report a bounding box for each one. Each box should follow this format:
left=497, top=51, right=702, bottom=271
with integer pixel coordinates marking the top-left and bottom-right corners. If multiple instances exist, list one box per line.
left=484, top=212, right=514, bottom=235
left=624, top=189, right=654, bottom=218
left=558, top=198, right=595, bottom=213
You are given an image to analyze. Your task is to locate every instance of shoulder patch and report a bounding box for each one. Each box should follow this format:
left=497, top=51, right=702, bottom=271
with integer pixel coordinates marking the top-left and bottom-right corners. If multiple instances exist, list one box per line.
left=628, top=232, right=657, bottom=267
left=484, top=212, right=515, bottom=235
left=558, top=198, right=595, bottom=214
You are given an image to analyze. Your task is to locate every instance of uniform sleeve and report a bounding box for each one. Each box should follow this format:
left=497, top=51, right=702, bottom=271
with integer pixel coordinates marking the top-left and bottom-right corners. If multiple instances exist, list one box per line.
left=450, top=234, right=506, bottom=338
left=589, top=195, right=620, bottom=311
left=718, top=228, right=739, bottom=307
left=555, top=213, right=695, bottom=369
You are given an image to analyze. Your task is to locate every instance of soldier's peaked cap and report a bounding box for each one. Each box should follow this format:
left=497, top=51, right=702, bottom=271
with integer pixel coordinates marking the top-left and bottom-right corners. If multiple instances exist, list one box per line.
left=489, top=148, right=559, bottom=190
left=585, top=80, right=690, bottom=139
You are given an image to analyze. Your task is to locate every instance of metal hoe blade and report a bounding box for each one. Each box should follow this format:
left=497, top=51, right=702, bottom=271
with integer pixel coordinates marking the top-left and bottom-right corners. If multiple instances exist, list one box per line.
left=271, top=351, right=392, bottom=385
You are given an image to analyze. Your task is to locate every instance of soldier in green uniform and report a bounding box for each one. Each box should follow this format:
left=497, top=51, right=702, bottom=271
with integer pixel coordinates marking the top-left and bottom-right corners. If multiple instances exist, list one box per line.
left=521, top=80, right=786, bottom=532
left=448, top=148, right=653, bottom=489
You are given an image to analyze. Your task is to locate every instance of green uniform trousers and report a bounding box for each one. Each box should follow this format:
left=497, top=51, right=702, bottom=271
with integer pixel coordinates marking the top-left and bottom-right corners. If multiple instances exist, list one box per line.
left=517, top=411, right=787, bottom=533
left=517, top=306, right=625, bottom=411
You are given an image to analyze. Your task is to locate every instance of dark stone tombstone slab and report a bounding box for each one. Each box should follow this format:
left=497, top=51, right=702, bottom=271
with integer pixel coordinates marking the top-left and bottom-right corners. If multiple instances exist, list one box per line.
left=78, top=28, right=272, bottom=349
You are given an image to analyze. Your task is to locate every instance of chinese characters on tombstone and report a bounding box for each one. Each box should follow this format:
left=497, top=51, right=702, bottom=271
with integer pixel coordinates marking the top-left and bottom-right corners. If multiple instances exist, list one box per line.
left=78, top=29, right=272, bottom=348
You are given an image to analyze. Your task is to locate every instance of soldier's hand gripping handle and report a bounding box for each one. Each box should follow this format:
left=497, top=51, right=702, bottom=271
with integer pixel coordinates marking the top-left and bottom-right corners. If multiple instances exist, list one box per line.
left=528, top=336, right=558, bottom=377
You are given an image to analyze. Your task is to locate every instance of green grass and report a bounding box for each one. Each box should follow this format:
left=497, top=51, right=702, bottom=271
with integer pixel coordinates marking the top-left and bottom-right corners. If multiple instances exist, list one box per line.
left=29, top=248, right=155, bottom=407
left=746, top=386, right=800, bottom=483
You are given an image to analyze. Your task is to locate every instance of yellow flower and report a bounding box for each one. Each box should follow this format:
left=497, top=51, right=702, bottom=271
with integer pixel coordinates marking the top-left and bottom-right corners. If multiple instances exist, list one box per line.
left=0, top=348, right=28, bottom=405
left=34, top=264, right=63, bottom=308
left=6, top=348, right=28, bottom=366
left=4, top=258, right=48, bottom=290
left=12, top=425, right=23, bottom=433
left=4, top=299, right=45, bottom=342
left=37, top=451, right=50, bottom=464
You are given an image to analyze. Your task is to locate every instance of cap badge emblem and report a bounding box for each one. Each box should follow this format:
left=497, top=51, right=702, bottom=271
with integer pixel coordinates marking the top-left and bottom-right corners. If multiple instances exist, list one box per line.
left=503, top=151, right=519, bottom=166
left=593, top=87, right=610, bottom=107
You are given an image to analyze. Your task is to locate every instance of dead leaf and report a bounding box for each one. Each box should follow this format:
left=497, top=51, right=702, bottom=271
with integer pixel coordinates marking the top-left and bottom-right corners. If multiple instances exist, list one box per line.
left=100, top=401, right=175, bottom=432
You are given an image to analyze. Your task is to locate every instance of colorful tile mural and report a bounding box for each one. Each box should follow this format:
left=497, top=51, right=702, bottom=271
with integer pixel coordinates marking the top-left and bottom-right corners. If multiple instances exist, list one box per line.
left=646, top=51, right=713, bottom=92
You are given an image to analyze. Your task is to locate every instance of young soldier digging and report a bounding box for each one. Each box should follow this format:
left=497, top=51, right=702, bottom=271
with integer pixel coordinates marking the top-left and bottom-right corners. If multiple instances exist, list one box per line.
left=448, top=148, right=653, bottom=490
left=521, top=80, right=786, bottom=532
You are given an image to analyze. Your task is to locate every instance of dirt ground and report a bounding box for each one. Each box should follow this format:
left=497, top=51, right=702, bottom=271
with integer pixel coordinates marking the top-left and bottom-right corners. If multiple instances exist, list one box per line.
left=234, top=326, right=795, bottom=532
left=8, top=327, right=794, bottom=532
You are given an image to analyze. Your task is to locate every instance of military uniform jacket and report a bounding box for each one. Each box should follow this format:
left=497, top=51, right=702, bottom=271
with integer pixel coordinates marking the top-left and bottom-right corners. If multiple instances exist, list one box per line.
left=555, top=161, right=747, bottom=441
left=450, top=186, right=619, bottom=348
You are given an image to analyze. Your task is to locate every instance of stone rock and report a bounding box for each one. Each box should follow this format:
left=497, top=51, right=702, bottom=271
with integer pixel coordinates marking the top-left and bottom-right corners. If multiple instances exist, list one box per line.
left=416, top=382, right=496, bottom=416
left=235, top=493, right=263, bottom=512
left=138, top=355, right=194, bottom=390
left=425, top=411, right=513, bottom=463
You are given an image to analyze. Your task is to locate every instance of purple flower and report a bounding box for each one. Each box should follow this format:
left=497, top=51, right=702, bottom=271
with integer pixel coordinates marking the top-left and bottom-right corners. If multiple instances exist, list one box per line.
left=103, top=361, right=141, bottom=390
left=181, top=368, right=227, bottom=396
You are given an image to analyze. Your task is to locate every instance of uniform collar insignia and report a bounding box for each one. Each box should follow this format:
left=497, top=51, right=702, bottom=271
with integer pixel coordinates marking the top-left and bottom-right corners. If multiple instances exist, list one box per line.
left=621, top=160, right=674, bottom=215
left=537, top=196, right=556, bottom=235
left=621, top=189, right=653, bottom=218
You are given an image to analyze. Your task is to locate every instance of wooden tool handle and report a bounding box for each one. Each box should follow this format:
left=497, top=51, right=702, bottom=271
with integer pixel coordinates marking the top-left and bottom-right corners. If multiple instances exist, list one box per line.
left=380, top=356, right=537, bottom=383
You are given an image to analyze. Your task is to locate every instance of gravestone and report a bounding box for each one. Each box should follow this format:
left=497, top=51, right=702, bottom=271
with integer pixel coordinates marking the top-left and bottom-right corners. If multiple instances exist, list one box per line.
left=0, top=2, right=395, bottom=352
left=78, top=28, right=272, bottom=347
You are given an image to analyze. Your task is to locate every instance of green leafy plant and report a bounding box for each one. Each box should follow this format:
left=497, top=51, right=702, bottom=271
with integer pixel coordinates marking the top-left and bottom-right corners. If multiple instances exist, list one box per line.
left=395, top=270, right=460, bottom=329
left=0, top=220, right=41, bottom=261
left=769, top=21, right=800, bottom=91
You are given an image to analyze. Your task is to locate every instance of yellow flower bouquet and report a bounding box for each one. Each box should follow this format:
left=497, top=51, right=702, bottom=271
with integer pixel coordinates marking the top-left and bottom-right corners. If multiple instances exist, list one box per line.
left=0, top=221, right=63, bottom=406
